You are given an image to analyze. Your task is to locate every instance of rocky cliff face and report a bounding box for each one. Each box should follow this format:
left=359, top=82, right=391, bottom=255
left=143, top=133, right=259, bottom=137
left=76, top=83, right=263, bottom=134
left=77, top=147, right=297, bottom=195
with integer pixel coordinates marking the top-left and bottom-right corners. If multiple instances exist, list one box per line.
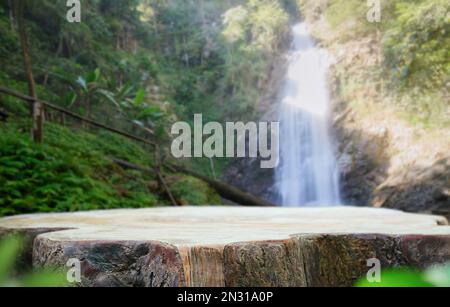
left=321, top=19, right=450, bottom=214
left=222, top=55, right=288, bottom=204
left=334, top=102, right=450, bottom=213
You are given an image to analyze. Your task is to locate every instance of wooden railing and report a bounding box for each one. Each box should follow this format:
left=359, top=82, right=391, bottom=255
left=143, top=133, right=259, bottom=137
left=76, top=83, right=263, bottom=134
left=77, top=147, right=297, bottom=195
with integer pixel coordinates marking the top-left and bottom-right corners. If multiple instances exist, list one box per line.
left=0, top=86, right=156, bottom=147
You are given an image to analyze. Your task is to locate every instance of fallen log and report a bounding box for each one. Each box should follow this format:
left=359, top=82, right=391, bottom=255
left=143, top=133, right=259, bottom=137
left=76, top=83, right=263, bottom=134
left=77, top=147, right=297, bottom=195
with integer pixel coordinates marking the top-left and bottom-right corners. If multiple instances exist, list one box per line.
left=112, top=158, right=149, bottom=172
left=111, top=158, right=275, bottom=207
left=168, top=163, right=276, bottom=207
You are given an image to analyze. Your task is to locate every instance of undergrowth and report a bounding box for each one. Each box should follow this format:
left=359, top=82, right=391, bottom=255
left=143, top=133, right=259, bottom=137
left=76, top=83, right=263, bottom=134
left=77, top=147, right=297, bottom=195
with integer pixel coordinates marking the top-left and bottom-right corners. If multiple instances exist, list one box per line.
left=0, top=119, right=220, bottom=216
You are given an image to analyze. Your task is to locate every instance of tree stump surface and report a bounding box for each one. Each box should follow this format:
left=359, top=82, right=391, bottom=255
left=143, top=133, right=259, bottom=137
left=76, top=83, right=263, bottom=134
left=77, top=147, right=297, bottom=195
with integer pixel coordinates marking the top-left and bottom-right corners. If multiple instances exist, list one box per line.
left=1, top=206, right=449, bottom=287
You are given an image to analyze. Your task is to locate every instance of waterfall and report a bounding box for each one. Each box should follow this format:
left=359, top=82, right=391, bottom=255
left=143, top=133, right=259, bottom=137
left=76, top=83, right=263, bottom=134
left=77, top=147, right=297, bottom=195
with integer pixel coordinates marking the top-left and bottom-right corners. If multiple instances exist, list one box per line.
left=276, top=23, right=341, bottom=207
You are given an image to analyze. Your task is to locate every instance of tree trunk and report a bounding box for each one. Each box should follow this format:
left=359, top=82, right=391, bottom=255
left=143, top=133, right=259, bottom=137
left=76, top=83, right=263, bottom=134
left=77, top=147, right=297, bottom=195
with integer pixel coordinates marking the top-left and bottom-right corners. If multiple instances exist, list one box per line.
left=2, top=207, right=449, bottom=287
left=169, top=164, right=276, bottom=207
left=14, top=0, right=44, bottom=143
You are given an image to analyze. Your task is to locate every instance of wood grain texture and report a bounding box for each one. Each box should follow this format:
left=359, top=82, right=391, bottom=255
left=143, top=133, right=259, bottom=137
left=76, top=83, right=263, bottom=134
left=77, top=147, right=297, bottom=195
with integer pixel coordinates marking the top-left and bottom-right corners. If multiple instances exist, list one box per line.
left=1, top=207, right=449, bottom=287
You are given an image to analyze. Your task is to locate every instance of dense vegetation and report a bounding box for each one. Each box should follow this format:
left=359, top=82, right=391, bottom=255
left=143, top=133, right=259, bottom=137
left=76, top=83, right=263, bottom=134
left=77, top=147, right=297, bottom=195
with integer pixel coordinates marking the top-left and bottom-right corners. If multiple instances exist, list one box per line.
left=0, top=0, right=295, bottom=124
left=0, top=119, right=222, bottom=216
left=383, top=0, right=449, bottom=125
left=0, top=0, right=447, bottom=216
left=299, top=0, right=449, bottom=127
left=0, top=0, right=296, bottom=216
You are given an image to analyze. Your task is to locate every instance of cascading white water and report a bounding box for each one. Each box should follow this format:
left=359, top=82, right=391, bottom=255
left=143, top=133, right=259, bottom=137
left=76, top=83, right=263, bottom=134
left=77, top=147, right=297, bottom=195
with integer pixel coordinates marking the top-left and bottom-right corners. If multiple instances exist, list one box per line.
left=276, top=23, right=341, bottom=207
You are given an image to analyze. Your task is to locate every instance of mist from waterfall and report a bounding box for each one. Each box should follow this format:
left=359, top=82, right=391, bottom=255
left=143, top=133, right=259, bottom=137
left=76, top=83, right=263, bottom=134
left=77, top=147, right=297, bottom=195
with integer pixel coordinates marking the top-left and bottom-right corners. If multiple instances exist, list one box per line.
left=276, top=23, right=341, bottom=207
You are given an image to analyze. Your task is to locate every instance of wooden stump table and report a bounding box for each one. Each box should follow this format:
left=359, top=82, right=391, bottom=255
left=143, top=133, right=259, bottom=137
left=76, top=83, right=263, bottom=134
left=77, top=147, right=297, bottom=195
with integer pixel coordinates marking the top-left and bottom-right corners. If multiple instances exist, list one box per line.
left=1, top=206, right=449, bottom=287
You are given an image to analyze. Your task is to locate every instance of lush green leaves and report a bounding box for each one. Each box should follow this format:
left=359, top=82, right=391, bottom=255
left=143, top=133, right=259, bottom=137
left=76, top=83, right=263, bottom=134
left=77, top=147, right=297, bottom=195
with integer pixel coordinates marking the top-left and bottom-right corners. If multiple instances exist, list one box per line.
left=356, top=268, right=434, bottom=287
left=0, top=236, right=68, bottom=287
left=170, top=175, right=222, bottom=206
left=382, top=0, right=450, bottom=126
left=0, top=0, right=296, bottom=207
left=356, top=264, right=450, bottom=287
left=134, top=88, right=146, bottom=106
left=0, top=121, right=160, bottom=216
left=318, top=0, right=449, bottom=127
left=0, top=235, right=22, bottom=285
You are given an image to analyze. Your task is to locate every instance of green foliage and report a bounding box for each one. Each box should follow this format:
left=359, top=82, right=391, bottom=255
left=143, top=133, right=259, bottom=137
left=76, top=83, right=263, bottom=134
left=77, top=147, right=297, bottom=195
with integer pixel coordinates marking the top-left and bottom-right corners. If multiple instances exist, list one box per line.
left=0, top=13, right=17, bottom=60
left=325, top=0, right=380, bottom=39
left=310, top=0, right=396, bottom=40
left=0, top=235, right=67, bottom=287
left=0, top=117, right=222, bottom=216
left=0, top=235, right=21, bottom=284
left=219, top=0, right=290, bottom=120
left=315, top=0, right=449, bottom=127
left=170, top=175, right=222, bottom=206
left=384, top=0, right=449, bottom=90
left=383, top=0, right=450, bottom=126
left=0, top=0, right=296, bottom=158
left=356, top=268, right=434, bottom=287
left=0, top=120, right=160, bottom=216
left=0, top=0, right=297, bottom=204
left=356, top=264, right=450, bottom=287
